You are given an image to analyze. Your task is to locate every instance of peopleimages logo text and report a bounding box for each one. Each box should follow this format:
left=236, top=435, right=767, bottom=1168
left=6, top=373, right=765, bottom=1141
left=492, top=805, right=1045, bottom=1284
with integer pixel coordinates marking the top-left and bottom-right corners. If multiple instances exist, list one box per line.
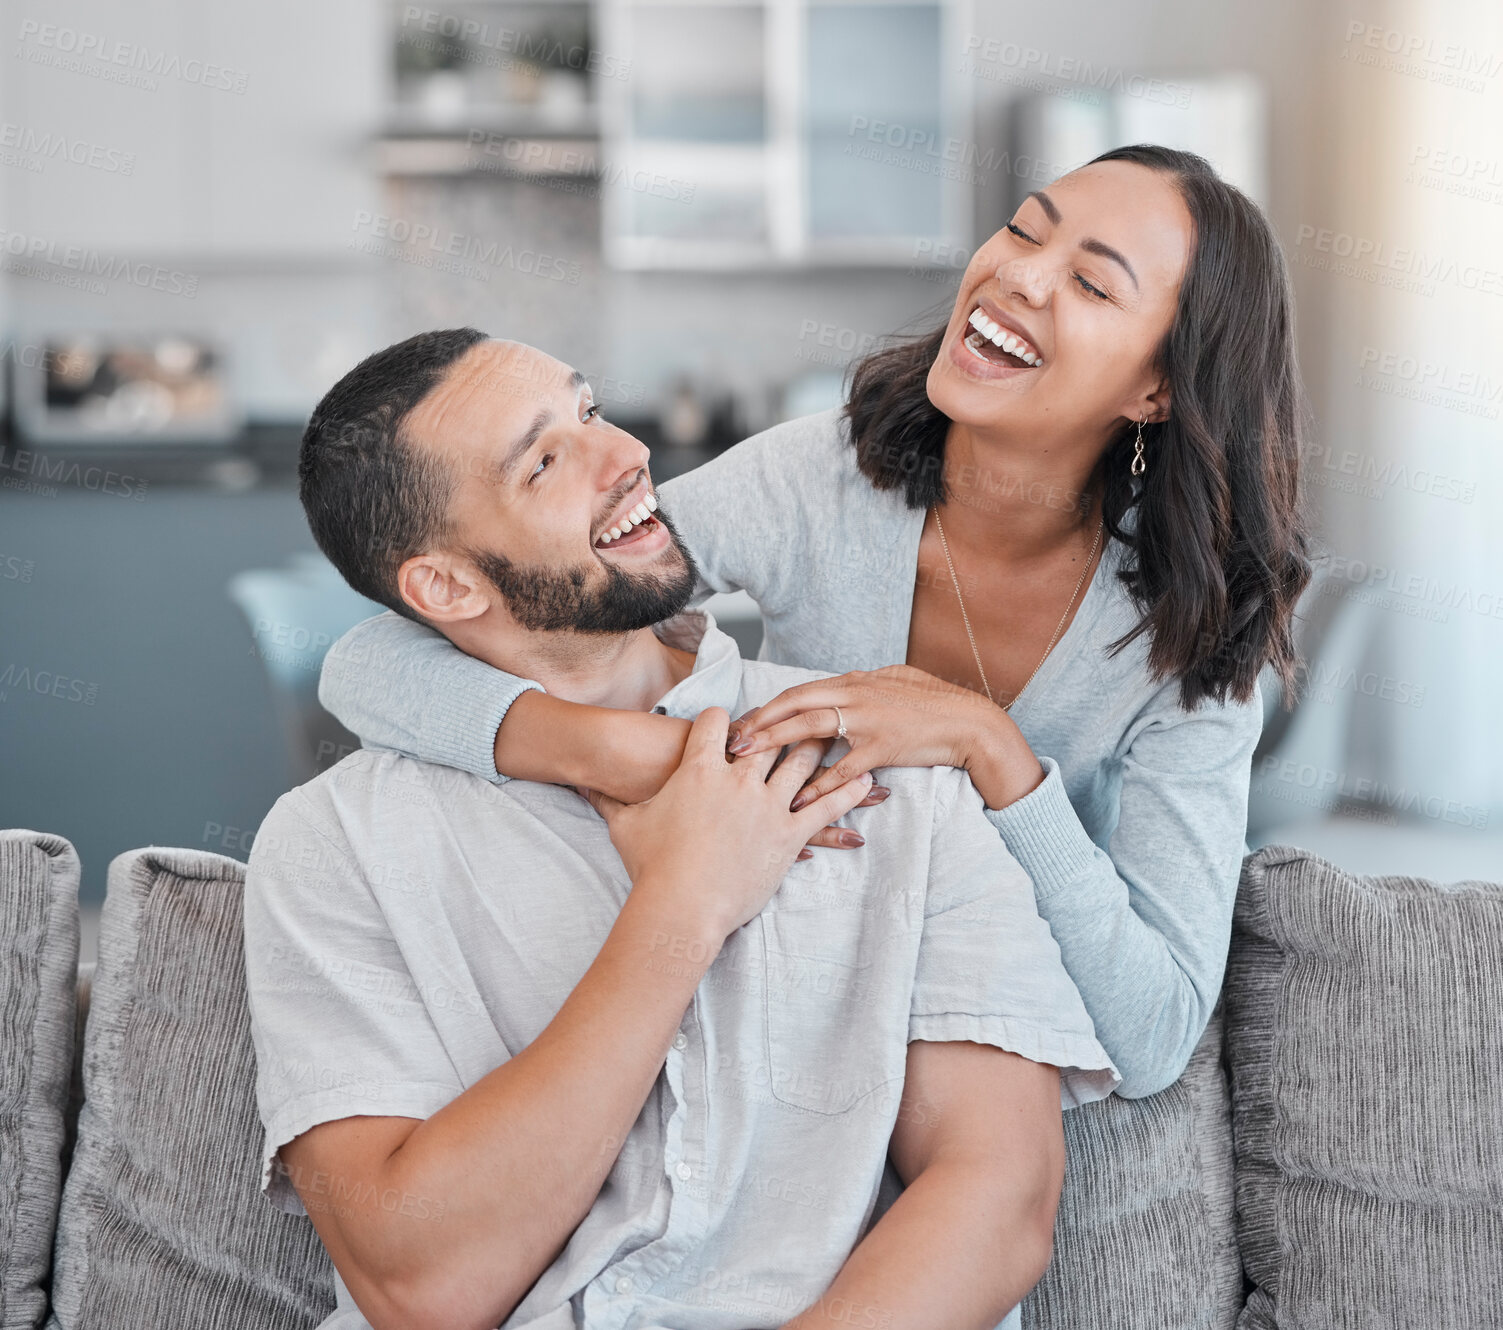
left=0, top=229, right=198, bottom=297
left=15, top=20, right=249, bottom=93
left=1293, top=224, right=1503, bottom=297
left=0, top=122, right=135, bottom=174
left=399, top=7, right=629, bottom=80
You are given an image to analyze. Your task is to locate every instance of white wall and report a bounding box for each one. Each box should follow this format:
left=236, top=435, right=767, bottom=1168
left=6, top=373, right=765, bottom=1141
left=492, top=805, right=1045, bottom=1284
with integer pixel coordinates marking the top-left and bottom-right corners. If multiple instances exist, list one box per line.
left=0, top=0, right=387, bottom=415
left=1313, top=0, right=1503, bottom=817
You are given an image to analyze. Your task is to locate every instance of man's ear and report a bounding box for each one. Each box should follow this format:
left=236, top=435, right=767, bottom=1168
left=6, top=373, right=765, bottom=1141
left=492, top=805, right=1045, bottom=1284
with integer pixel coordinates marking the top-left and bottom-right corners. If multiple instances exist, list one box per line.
left=396, top=552, right=489, bottom=625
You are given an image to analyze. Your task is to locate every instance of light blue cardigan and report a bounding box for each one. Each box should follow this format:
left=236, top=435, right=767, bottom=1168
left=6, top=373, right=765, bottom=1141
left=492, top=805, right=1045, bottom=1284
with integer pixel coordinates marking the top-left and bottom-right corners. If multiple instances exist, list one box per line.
left=319, top=408, right=1263, bottom=1098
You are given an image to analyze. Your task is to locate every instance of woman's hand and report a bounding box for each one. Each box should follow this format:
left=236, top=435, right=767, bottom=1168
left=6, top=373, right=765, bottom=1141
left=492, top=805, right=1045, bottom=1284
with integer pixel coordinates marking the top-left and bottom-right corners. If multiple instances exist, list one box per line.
left=578, top=708, right=876, bottom=939
left=725, top=665, right=1047, bottom=811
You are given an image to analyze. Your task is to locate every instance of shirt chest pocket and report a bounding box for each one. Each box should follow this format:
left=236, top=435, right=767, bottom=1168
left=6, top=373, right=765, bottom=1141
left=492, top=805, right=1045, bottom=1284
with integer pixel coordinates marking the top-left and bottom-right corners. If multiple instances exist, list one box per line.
left=758, top=904, right=908, bottom=1116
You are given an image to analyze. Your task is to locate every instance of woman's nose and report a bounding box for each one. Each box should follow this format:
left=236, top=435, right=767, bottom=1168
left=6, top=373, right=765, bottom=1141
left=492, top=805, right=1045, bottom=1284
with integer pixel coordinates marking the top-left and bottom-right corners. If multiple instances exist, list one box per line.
left=995, top=256, right=1060, bottom=305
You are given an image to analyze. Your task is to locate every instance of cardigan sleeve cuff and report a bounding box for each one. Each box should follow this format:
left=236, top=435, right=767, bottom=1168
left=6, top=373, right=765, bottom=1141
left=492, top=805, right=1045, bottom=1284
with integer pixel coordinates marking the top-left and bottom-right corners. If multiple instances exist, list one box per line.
left=437, top=676, right=546, bottom=783
left=983, top=755, right=1101, bottom=899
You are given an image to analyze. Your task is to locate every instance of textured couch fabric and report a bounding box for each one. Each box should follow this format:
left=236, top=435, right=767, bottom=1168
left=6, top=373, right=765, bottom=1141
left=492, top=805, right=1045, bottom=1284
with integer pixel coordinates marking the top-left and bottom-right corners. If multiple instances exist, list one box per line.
left=1226, top=846, right=1503, bottom=1329
left=45, top=848, right=334, bottom=1330
left=1022, top=1003, right=1244, bottom=1330
left=11, top=837, right=1502, bottom=1328
left=0, top=831, right=80, bottom=1330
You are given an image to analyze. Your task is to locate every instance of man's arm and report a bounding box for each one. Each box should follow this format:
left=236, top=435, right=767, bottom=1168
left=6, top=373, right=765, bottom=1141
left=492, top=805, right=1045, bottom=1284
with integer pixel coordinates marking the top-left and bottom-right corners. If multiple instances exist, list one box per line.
left=785, top=1040, right=1065, bottom=1330
left=281, top=876, right=721, bottom=1330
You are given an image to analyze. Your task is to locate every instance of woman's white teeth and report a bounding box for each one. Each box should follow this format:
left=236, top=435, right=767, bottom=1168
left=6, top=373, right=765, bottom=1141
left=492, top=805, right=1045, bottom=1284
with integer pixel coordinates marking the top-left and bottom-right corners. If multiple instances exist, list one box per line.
left=966, top=308, right=1043, bottom=366
left=599, top=494, right=658, bottom=544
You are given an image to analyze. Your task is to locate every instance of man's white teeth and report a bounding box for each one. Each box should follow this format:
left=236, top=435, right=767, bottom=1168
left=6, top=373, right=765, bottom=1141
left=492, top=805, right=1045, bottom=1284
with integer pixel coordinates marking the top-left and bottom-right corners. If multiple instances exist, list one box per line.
left=966, top=309, right=1043, bottom=366
left=599, top=492, right=659, bottom=544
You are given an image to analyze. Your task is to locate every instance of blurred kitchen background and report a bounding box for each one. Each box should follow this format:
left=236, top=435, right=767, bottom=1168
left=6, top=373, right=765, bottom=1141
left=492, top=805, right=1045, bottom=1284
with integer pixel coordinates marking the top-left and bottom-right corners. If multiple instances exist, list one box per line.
left=1, top=0, right=1499, bottom=933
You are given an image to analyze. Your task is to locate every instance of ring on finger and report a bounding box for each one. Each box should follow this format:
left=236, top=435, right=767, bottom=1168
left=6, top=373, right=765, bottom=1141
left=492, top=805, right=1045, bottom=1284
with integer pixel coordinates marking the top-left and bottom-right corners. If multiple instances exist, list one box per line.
left=833, top=705, right=848, bottom=740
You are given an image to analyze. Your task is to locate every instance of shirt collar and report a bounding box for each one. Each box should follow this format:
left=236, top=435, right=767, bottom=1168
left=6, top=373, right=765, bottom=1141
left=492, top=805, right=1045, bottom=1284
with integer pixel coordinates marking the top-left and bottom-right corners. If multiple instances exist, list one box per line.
left=647, top=607, right=746, bottom=719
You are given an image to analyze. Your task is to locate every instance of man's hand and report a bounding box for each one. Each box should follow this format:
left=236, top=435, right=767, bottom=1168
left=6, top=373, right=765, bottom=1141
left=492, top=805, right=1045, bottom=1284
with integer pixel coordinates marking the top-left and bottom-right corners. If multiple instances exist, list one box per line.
left=581, top=706, right=875, bottom=941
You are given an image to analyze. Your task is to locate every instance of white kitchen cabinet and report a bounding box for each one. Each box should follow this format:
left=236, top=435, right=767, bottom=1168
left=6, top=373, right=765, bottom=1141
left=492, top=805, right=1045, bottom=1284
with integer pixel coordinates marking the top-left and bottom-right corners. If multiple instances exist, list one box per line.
left=598, top=0, right=972, bottom=269
left=0, top=0, right=381, bottom=257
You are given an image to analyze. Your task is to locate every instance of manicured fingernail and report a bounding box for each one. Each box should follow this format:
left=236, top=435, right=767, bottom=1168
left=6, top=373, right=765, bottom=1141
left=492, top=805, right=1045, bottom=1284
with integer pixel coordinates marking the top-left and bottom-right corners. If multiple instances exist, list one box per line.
left=729, top=739, right=754, bottom=755
left=869, top=785, right=891, bottom=802
left=796, top=848, right=813, bottom=861
left=725, top=728, right=741, bottom=746
left=840, top=831, right=865, bottom=848
left=789, top=792, right=809, bottom=811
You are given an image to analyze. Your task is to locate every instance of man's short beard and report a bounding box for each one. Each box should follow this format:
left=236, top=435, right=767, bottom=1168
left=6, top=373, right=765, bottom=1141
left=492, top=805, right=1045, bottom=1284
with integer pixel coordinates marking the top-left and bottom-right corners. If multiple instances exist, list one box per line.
left=466, top=508, right=700, bottom=634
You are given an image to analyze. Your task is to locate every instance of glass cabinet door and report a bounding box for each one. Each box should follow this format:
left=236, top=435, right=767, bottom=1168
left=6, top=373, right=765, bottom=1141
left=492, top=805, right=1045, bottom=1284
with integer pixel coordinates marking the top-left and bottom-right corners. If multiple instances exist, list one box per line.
left=804, top=3, right=946, bottom=249
left=601, top=0, right=969, bottom=267
left=628, top=3, right=767, bottom=141
left=604, top=1, right=776, bottom=265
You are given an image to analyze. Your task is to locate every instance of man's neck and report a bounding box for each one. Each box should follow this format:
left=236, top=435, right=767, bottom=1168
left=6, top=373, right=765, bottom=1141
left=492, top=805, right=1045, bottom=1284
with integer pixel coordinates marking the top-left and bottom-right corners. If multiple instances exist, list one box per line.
left=450, top=619, right=698, bottom=711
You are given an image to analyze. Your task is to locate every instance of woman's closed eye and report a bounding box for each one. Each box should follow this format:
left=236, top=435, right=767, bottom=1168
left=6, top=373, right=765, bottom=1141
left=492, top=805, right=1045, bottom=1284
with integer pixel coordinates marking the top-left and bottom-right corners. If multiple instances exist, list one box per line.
left=1006, top=222, right=1112, bottom=301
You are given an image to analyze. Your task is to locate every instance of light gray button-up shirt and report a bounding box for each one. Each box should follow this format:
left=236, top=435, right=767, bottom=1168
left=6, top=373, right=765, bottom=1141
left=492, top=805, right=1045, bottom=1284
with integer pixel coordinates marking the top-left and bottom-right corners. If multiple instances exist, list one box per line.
left=244, top=608, right=1119, bottom=1330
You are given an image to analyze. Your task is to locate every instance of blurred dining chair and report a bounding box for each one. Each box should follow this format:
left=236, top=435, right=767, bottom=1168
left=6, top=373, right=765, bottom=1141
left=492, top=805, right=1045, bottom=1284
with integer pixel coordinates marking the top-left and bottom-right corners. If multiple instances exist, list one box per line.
left=1242, top=562, right=1503, bottom=879
left=1248, top=563, right=1378, bottom=842
left=227, top=553, right=384, bottom=784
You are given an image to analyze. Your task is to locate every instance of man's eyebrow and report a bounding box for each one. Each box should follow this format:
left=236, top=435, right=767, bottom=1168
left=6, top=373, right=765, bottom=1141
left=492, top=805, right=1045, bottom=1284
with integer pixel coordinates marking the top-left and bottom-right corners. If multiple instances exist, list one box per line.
left=495, top=371, right=589, bottom=484
left=497, top=409, right=551, bottom=484
left=1022, top=190, right=1139, bottom=290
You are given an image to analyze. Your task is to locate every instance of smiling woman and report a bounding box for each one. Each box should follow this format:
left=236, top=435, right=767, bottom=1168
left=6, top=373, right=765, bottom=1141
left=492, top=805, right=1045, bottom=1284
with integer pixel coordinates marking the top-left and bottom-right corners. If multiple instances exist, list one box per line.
left=317, top=144, right=1313, bottom=1107
left=845, top=143, right=1309, bottom=714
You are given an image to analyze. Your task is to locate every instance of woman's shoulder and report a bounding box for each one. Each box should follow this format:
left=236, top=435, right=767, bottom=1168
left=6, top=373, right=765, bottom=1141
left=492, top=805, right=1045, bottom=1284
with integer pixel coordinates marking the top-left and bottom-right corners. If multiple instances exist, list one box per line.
left=739, top=405, right=853, bottom=460
left=1079, top=534, right=1143, bottom=647
left=660, top=407, right=865, bottom=505
left=1077, top=535, right=1265, bottom=730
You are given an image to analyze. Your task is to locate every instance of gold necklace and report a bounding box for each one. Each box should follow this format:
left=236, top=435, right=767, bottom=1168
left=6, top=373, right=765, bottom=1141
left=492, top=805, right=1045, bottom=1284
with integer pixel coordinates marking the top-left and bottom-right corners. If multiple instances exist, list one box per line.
left=931, top=507, right=1103, bottom=712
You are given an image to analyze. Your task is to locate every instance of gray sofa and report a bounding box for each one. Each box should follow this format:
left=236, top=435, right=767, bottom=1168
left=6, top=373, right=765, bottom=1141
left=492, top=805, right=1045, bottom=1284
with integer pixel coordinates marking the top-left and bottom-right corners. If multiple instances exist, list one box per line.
left=3, top=827, right=1500, bottom=1330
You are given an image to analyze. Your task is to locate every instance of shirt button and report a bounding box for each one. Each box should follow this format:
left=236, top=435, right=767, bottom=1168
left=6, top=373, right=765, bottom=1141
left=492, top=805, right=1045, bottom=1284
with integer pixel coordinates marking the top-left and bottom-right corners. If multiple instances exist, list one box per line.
left=672, top=1032, right=688, bottom=1051
left=675, top=1161, right=692, bottom=1181
left=614, top=1275, right=633, bottom=1295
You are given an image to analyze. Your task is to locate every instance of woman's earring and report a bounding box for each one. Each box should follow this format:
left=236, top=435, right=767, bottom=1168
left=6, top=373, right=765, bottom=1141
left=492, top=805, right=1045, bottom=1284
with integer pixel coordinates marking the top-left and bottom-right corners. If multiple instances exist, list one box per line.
left=1131, top=417, right=1147, bottom=477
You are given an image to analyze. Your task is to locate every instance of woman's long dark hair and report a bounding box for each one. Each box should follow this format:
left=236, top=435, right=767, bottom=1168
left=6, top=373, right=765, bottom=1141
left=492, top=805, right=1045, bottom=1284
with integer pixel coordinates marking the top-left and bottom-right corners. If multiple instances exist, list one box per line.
left=844, top=144, right=1312, bottom=712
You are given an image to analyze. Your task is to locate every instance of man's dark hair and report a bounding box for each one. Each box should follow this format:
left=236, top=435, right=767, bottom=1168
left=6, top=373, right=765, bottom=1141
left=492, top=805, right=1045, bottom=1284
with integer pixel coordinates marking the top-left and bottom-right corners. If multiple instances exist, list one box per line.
left=298, top=327, right=489, bottom=622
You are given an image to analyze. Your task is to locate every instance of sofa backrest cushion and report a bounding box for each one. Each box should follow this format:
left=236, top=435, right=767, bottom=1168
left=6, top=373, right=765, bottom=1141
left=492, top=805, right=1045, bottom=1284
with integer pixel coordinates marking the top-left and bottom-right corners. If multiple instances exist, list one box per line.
left=0, top=830, right=79, bottom=1330
left=45, top=848, right=334, bottom=1330
left=1021, top=1001, right=1244, bottom=1330
left=1226, top=846, right=1503, bottom=1329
